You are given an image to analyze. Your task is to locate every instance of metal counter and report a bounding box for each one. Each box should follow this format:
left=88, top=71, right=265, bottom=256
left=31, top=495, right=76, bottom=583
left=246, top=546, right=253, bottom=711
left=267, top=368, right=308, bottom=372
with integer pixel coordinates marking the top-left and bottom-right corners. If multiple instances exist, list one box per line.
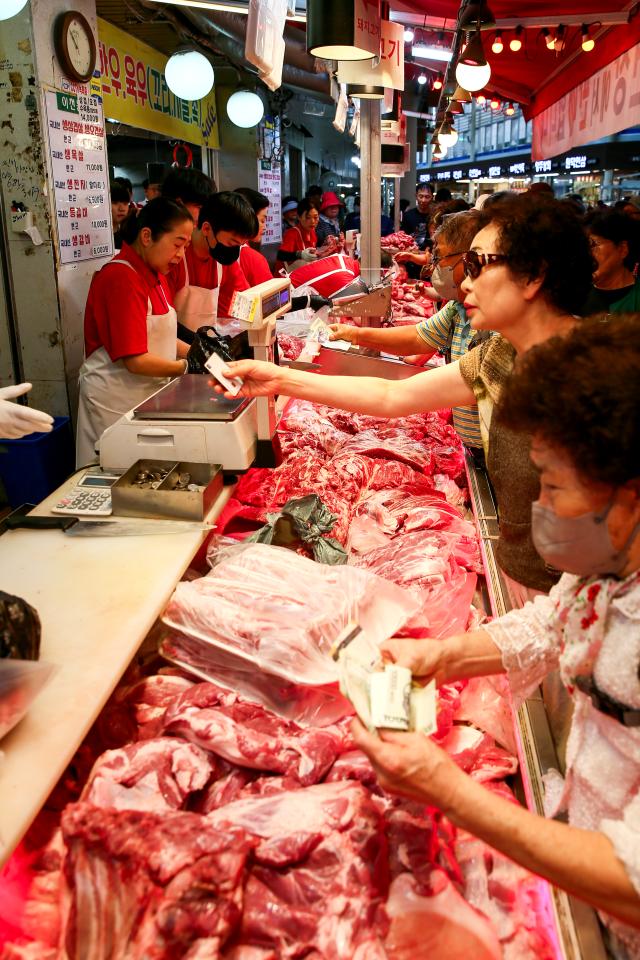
left=464, top=451, right=607, bottom=960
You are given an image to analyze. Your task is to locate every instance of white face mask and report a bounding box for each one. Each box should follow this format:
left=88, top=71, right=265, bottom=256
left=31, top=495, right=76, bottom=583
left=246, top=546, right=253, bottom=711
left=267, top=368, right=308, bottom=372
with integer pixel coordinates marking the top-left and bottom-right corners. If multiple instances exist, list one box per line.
left=430, top=262, right=459, bottom=301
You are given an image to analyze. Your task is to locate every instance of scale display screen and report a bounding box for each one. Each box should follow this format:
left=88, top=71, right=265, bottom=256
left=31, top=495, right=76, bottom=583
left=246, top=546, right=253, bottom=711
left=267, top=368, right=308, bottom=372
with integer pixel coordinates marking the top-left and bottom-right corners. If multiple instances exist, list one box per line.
left=261, top=286, right=290, bottom=318
left=78, top=474, right=119, bottom=488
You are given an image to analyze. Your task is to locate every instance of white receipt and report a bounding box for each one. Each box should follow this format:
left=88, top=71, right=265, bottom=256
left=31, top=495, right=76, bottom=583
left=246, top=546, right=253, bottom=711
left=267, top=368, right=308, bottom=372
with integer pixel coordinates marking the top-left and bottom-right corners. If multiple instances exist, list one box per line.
left=205, top=352, right=243, bottom=396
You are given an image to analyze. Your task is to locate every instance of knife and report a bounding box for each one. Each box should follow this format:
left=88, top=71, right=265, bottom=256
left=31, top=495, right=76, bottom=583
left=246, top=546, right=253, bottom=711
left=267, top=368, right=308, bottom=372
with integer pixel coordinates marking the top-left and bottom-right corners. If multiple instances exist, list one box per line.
left=3, top=513, right=209, bottom=537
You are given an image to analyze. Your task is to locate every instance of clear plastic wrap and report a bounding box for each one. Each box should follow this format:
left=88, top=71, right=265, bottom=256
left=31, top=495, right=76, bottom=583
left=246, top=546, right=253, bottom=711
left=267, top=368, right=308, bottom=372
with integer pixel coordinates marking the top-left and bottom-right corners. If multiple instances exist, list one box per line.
left=0, top=660, right=56, bottom=741
left=162, top=543, right=420, bottom=686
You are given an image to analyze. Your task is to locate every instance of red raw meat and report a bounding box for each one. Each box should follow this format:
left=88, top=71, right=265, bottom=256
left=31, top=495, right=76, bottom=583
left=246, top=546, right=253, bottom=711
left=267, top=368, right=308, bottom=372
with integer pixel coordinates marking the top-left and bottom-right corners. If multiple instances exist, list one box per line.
left=335, top=427, right=434, bottom=474
left=96, top=673, right=195, bottom=747
left=60, top=803, right=252, bottom=959
left=276, top=333, right=305, bottom=361
left=325, top=749, right=377, bottom=786
left=385, top=870, right=502, bottom=960
left=158, top=683, right=346, bottom=786
left=209, top=782, right=389, bottom=958
left=381, top=231, right=417, bottom=251
left=438, top=726, right=518, bottom=782
left=456, top=676, right=518, bottom=754
left=81, top=737, right=216, bottom=812
left=166, top=543, right=418, bottom=686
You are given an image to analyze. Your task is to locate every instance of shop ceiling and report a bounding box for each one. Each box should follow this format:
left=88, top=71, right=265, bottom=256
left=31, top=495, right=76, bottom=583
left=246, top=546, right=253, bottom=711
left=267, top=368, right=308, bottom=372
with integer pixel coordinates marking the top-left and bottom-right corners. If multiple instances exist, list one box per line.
left=96, top=1, right=640, bottom=115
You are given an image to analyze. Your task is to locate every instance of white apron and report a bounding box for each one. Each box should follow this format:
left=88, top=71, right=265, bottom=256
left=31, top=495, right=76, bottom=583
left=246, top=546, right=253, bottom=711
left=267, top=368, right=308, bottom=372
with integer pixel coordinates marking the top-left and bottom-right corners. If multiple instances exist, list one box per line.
left=76, top=260, right=178, bottom=467
left=173, top=255, right=221, bottom=337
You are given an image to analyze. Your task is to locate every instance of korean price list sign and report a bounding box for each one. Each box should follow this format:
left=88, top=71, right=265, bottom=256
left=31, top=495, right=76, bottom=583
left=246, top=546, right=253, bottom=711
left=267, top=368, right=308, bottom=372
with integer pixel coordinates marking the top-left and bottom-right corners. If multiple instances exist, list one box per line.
left=44, top=88, right=113, bottom=265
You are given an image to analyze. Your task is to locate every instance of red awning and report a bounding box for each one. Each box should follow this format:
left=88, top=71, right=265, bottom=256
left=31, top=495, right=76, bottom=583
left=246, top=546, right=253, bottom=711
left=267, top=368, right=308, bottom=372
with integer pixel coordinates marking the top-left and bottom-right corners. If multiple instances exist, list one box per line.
left=393, top=1, right=640, bottom=118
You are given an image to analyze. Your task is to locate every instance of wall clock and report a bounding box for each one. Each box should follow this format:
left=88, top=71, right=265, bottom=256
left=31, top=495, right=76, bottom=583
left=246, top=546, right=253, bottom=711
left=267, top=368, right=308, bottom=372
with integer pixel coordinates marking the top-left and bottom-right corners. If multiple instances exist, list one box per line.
left=54, top=11, right=97, bottom=84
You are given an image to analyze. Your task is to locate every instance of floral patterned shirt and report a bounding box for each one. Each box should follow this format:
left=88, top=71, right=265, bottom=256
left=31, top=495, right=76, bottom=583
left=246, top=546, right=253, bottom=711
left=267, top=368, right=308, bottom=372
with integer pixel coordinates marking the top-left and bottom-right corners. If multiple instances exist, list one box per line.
left=485, top=571, right=640, bottom=959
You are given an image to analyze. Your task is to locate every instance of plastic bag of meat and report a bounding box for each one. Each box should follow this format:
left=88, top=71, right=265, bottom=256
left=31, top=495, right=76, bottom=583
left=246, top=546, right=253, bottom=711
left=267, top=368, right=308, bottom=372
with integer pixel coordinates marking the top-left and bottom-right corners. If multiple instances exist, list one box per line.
left=162, top=543, right=420, bottom=686
left=161, top=633, right=353, bottom=727
left=247, top=494, right=348, bottom=565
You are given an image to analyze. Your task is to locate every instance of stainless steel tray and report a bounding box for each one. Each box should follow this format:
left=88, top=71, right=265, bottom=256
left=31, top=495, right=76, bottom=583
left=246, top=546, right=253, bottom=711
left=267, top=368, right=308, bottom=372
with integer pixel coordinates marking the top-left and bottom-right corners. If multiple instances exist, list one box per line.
left=314, top=347, right=424, bottom=381
left=112, top=459, right=223, bottom=521
left=133, top=375, right=250, bottom=422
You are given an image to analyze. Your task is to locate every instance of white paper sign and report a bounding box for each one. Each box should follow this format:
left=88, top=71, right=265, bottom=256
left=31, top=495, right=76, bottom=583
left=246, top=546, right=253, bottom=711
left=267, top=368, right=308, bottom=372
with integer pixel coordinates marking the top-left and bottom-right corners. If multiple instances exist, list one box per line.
left=339, top=19, right=404, bottom=91
left=257, top=160, right=282, bottom=245
left=44, top=87, right=113, bottom=264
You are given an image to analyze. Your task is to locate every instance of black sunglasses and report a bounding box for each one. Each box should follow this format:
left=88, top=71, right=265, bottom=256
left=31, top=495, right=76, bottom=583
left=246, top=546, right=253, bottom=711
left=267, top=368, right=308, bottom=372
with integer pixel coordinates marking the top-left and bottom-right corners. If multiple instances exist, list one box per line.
left=462, top=250, right=509, bottom=279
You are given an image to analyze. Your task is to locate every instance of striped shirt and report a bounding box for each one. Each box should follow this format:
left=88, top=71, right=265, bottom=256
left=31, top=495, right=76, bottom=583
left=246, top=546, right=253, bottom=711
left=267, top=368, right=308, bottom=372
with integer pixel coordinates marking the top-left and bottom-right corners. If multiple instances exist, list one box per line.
left=416, top=300, right=482, bottom=448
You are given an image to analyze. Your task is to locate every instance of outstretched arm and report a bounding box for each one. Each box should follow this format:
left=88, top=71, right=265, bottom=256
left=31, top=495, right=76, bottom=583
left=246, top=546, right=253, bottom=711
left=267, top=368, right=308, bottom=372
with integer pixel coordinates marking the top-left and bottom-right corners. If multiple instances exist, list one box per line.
left=216, top=356, right=476, bottom=419
left=352, top=721, right=640, bottom=928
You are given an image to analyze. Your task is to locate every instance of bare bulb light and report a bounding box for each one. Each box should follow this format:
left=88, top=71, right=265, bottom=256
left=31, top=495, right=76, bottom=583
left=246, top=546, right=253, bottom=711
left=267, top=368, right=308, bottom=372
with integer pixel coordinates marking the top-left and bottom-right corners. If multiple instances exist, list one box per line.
left=505, top=102, right=515, bottom=116
left=490, top=98, right=500, bottom=110
left=404, top=27, right=415, bottom=43
left=509, top=26, right=523, bottom=52
left=0, top=0, right=29, bottom=20
left=455, top=30, right=491, bottom=92
left=433, top=73, right=443, bottom=90
left=165, top=50, right=214, bottom=101
left=581, top=24, right=595, bottom=52
left=417, top=72, right=427, bottom=85
left=491, top=31, right=503, bottom=54
left=541, top=28, right=555, bottom=50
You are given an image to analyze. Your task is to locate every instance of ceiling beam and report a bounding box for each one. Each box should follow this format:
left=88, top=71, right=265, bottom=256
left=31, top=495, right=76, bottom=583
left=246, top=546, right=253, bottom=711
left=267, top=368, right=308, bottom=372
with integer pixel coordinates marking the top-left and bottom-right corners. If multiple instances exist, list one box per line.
left=389, top=11, right=630, bottom=29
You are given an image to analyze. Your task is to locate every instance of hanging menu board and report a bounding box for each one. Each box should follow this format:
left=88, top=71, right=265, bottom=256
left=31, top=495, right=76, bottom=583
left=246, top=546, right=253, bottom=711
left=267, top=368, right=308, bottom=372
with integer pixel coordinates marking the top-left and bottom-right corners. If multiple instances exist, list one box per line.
left=257, top=160, right=282, bottom=245
left=44, top=87, right=113, bottom=265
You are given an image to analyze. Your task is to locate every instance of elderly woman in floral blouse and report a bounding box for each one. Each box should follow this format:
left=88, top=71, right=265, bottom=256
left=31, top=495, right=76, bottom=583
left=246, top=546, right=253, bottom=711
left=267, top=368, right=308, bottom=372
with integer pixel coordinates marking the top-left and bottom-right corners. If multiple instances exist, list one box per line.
left=353, top=314, right=640, bottom=959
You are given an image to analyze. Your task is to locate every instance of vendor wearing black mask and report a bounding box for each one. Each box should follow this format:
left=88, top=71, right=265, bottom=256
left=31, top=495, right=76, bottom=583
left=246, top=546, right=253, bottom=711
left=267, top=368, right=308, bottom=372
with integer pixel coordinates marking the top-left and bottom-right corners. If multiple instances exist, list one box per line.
left=167, top=191, right=258, bottom=344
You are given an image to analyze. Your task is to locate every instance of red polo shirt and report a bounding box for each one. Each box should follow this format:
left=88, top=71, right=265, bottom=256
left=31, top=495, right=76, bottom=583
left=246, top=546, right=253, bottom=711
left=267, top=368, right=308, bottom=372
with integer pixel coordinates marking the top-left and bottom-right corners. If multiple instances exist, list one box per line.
left=166, top=241, right=249, bottom=322
left=84, top=243, right=173, bottom=362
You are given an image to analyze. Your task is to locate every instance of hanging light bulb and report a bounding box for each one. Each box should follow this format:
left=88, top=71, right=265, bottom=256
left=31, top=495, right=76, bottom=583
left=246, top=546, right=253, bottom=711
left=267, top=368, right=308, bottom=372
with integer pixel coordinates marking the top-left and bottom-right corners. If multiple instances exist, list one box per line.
left=433, top=142, right=447, bottom=160
left=476, top=93, right=487, bottom=105
left=541, top=27, right=555, bottom=50
left=417, top=72, right=428, bottom=85
left=489, top=97, right=500, bottom=110
left=433, top=73, right=444, bottom=90
left=438, top=117, right=458, bottom=149
left=0, top=0, right=29, bottom=20
left=404, top=27, right=415, bottom=43
left=505, top=101, right=515, bottom=116
left=509, top=26, right=523, bottom=52
left=452, top=84, right=472, bottom=102
left=581, top=24, right=595, bottom=52
left=455, top=29, right=491, bottom=92
left=226, top=89, right=264, bottom=128
left=448, top=99, right=464, bottom=115
left=165, top=50, right=214, bottom=101
left=491, top=31, right=503, bottom=54
left=554, top=25, right=566, bottom=52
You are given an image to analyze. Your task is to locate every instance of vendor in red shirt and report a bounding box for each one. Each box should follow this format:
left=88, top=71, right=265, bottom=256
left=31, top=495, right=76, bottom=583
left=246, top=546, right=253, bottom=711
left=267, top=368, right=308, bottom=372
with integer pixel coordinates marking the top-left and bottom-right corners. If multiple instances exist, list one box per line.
left=76, top=198, right=193, bottom=466
left=275, top=198, right=320, bottom=273
left=167, top=192, right=258, bottom=341
left=218, top=188, right=274, bottom=317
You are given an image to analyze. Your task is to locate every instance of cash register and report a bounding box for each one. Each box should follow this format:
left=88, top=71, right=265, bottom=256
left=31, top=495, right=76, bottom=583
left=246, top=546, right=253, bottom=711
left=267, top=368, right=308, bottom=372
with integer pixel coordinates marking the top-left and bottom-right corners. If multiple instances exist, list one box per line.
left=99, top=277, right=292, bottom=474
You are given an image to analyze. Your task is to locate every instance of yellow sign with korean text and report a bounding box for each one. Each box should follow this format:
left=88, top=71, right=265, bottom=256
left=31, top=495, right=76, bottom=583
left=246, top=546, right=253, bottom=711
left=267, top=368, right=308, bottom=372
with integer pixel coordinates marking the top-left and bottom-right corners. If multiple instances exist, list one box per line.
left=96, top=18, right=219, bottom=149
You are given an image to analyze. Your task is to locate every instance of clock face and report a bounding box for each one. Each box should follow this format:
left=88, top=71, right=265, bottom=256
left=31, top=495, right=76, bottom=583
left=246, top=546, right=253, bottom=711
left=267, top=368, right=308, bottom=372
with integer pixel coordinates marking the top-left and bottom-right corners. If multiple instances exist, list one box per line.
left=67, top=17, right=93, bottom=77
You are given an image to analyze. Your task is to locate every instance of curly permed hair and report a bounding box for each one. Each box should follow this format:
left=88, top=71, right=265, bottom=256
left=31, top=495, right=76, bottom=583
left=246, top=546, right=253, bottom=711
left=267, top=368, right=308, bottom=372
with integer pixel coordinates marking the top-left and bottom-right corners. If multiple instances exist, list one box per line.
left=497, top=314, right=640, bottom=487
left=482, top=194, right=593, bottom=315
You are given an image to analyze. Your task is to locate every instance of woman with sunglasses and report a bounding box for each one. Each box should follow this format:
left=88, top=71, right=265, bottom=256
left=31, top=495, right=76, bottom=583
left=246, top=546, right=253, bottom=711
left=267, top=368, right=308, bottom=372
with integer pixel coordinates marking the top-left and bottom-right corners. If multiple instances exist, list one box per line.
left=214, top=196, right=592, bottom=595
left=352, top=317, right=640, bottom=958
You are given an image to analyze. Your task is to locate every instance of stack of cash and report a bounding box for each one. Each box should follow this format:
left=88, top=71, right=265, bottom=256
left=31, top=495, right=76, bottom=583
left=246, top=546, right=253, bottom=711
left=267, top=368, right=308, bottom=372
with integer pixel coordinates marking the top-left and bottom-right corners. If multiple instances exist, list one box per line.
left=332, top=623, right=436, bottom=735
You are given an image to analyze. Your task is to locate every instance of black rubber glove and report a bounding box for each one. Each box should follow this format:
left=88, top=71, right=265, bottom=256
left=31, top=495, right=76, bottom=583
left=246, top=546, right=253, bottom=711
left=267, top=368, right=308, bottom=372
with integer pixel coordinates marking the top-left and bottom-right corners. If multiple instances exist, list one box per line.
left=186, top=326, right=234, bottom=374
left=290, top=294, right=332, bottom=312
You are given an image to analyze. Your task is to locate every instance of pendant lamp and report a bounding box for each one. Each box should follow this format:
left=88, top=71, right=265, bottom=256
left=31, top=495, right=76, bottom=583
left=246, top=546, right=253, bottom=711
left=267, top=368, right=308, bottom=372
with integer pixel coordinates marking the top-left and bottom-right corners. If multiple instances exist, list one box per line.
left=448, top=99, right=464, bottom=115
left=227, top=89, right=264, bottom=128
left=452, top=84, right=472, bottom=102
left=347, top=84, right=385, bottom=100
left=459, top=1, right=496, bottom=30
left=0, top=0, right=29, bottom=19
left=307, top=0, right=381, bottom=61
left=165, top=49, right=214, bottom=101
left=437, top=117, right=458, bottom=149
left=455, top=29, right=491, bottom=91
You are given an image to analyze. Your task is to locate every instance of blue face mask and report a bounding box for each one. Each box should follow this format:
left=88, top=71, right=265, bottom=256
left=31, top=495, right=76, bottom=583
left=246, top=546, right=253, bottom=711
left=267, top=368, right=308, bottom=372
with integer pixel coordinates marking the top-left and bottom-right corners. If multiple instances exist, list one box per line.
left=531, top=499, right=640, bottom=578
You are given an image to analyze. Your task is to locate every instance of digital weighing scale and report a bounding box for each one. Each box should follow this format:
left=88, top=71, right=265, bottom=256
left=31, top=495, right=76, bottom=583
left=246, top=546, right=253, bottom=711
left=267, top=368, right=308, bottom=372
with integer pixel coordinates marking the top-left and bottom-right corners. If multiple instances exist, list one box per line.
left=100, top=277, right=293, bottom=474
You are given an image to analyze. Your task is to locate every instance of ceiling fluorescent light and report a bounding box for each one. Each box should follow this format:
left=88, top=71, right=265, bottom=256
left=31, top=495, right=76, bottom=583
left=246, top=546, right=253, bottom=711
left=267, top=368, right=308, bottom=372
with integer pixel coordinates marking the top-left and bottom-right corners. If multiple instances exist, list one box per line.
left=146, top=0, right=307, bottom=19
left=412, top=44, right=452, bottom=62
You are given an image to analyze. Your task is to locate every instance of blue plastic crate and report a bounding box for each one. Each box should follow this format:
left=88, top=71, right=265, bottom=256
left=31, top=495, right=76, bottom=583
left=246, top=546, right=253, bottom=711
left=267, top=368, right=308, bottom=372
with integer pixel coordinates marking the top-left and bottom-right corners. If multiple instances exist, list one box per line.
left=0, top=416, right=75, bottom=508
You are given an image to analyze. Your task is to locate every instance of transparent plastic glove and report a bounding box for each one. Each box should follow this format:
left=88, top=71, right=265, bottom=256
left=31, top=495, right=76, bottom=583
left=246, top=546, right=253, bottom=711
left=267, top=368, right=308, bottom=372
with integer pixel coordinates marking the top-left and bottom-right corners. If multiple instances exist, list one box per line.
left=299, top=248, right=318, bottom=262
left=0, top=383, right=53, bottom=439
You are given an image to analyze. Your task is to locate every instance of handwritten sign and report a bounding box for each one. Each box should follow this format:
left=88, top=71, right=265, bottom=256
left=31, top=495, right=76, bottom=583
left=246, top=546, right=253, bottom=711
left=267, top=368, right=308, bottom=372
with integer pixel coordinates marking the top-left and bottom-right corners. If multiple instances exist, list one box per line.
left=44, top=88, right=113, bottom=265
left=258, top=161, right=282, bottom=245
left=338, top=18, right=403, bottom=91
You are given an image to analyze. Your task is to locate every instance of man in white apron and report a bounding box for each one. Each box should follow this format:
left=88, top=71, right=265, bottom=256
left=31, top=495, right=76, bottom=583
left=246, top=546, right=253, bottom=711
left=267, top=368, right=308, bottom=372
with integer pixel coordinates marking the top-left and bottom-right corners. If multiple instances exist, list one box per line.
left=168, top=192, right=259, bottom=343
